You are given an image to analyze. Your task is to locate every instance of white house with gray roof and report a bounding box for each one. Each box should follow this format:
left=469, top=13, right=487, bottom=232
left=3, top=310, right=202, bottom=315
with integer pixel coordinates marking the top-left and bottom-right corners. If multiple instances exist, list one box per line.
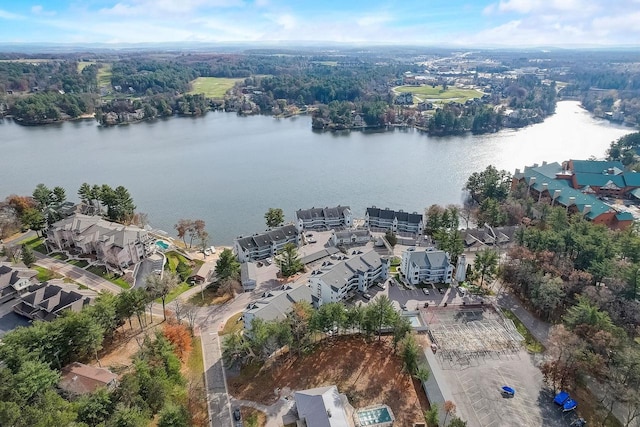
left=295, top=205, right=353, bottom=232
left=400, top=248, right=453, bottom=286
left=308, top=250, right=388, bottom=306
left=365, top=207, right=424, bottom=235
left=46, top=214, right=155, bottom=269
left=294, top=385, right=355, bottom=427
left=234, top=224, right=300, bottom=262
left=242, top=284, right=313, bottom=330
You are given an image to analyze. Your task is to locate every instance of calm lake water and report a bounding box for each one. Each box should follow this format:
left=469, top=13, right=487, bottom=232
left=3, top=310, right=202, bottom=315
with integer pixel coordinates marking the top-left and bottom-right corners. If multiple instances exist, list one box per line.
left=0, top=101, right=633, bottom=245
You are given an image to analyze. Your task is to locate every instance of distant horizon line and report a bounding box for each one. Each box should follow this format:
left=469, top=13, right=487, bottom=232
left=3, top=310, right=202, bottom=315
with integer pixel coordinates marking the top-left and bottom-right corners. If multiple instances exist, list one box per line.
left=1, top=40, right=639, bottom=52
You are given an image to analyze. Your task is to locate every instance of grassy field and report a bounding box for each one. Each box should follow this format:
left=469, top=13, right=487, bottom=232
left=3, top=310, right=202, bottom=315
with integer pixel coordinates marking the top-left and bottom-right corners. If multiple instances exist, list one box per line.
left=501, top=309, right=545, bottom=353
left=395, top=85, right=483, bottom=103
left=188, top=77, right=243, bottom=98
left=220, top=312, right=243, bottom=336
left=77, top=60, right=96, bottom=72
left=97, top=63, right=112, bottom=87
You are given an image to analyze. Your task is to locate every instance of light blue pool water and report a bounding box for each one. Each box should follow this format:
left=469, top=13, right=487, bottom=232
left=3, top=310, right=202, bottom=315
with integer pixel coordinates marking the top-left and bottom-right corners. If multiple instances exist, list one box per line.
left=407, top=315, right=421, bottom=327
left=357, top=407, right=392, bottom=426
left=155, top=240, right=169, bottom=250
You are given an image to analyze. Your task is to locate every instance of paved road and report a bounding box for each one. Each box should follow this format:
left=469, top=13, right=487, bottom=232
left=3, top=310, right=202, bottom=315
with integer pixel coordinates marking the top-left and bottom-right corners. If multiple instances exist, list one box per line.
left=197, top=292, right=253, bottom=427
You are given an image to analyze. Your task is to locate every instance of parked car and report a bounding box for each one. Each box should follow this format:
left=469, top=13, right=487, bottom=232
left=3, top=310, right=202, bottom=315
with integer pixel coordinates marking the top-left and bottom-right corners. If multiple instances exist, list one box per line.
left=377, top=283, right=386, bottom=290
left=363, top=293, right=372, bottom=300
left=264, top=257, right=273, bottom=265
left=233, top=408, right=241, bottom=421
left=422, top=288, right=430, bottom=295
left=307, top=238, right=317, bottom=243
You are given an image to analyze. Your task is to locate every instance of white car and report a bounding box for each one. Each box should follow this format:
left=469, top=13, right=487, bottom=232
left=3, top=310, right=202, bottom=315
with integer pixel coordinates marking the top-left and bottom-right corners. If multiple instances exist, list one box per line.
left=422, top=288, right=430, bottom=295
left=377, top=283, right=386, bottom=290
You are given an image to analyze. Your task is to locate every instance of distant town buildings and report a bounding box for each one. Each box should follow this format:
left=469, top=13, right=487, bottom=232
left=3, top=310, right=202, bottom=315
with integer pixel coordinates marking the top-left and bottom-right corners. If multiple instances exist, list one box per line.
left=295, top=205, right=353, bottom=232
left=365, top=207, right=424, bottom=235
left=46, top=214, right=155, bottom=269
left=308, top=250, right=388, bottom=306
left=512, top=161, right=633, bottom=230
left=234, top=224, right=300, bottom=262
left=399, top=248, right=454, bottom=286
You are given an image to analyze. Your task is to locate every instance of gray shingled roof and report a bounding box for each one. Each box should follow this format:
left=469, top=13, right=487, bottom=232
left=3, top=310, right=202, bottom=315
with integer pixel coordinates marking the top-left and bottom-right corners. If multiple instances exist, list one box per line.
left=366, top=207, right=422, bottom=224
left=244, top=284, right=312, bottom=323
left=236, top=224, right=298, bottom=251
left=406, top=249, right=450, bottom=269
left=315, top=251, right=382, bottom=291
left=295, top=386, right=352, bottom=427
left=296, top=206, right=350, bottom=221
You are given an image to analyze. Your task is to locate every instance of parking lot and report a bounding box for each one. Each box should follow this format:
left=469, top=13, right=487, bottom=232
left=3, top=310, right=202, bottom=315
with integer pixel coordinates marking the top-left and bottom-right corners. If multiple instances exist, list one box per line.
left=423, top=307, right=569, bottom=427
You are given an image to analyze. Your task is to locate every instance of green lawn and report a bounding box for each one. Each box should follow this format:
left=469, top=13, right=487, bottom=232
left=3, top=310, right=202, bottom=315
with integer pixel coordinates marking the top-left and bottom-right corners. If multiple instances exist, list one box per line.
left=219, top=312, right=243, bottom=336
left=395, top=85, right=483, bottom=103
left=22, top=236, right=47, bottom=254
left=165, top=251, right=191, bottom=272
left=501, top=309, right=545, bottom=353
left=33, top=266, right=60, bottom=282
left=68, top=259, right=89, bottom=268
left=86, top=265, right=130, bottom=289
left=188, top=77, right=243, bottom=99
left=164, top=282, right=191, bottom=304
left=50, top=252, right=68, bottom=261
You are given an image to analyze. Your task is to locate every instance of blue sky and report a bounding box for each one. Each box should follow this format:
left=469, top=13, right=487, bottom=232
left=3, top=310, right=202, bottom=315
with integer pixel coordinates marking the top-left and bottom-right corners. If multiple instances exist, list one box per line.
left=0, top=0, right=639, bottom=46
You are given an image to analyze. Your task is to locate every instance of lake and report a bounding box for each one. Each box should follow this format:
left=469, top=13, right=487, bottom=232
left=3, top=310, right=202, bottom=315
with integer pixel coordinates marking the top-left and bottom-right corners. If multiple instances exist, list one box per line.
left=0, top=101, right=633, bottom=245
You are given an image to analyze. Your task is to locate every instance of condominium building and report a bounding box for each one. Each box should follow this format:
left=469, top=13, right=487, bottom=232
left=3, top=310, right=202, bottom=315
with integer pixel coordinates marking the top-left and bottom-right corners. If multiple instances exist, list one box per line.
left=308, top=250, right=388, bottom=306
left=400, top=248, right=453, bottom=286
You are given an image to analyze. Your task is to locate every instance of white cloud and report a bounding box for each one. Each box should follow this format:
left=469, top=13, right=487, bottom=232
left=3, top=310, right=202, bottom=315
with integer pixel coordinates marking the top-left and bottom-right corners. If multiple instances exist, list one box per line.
left=592, top=11, right=640, bottom=35
left=31, top=5, right=56, bottom=16
left=498, top=0, right=537, bottom=13
left=0, top=9, right=24, bottom=20
left=356, top=13, right=392, bottom=27
left=100, top=0, right=244, bottom=16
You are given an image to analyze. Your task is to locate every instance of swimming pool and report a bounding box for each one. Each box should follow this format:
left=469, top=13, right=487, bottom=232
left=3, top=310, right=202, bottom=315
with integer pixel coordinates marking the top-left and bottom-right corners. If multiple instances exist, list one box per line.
left=407, top=315, right=421, bottom=327
left=357, top=406, right=394, bottom=426
left=155, top=240, right=169, bottom=250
